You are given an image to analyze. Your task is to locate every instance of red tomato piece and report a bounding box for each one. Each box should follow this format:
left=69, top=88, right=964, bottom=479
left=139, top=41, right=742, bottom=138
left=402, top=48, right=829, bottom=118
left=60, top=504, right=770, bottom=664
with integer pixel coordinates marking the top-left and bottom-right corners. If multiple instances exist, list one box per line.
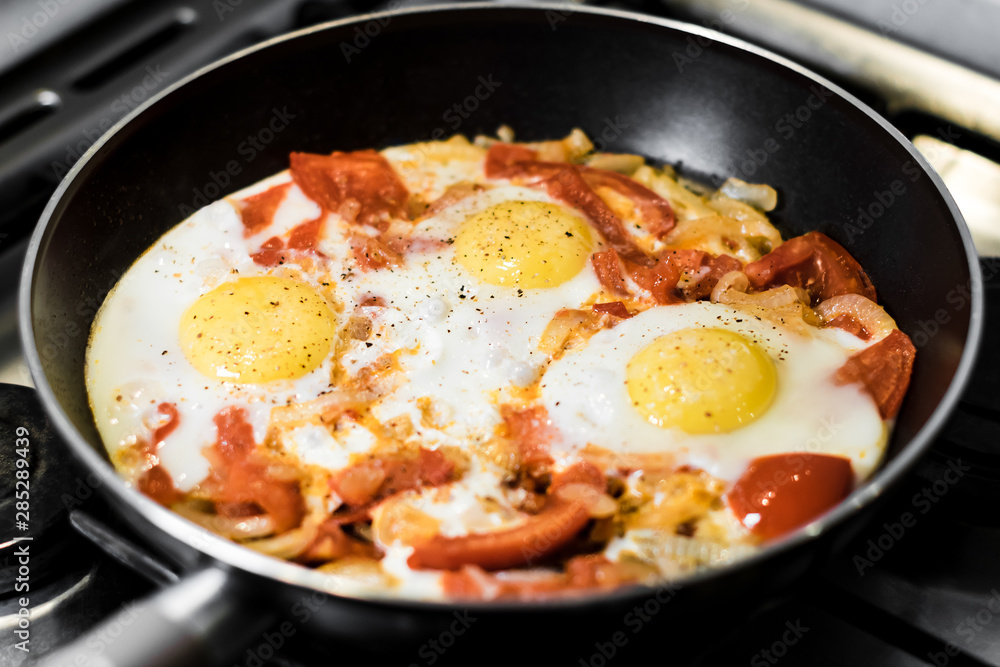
left=330, top=448, right=456, bottom=508
left=204, top=407, right=305, bottom=533
left=287, top=216, right=323, bottom=251
left=138, top=403, right=184, bottom=506
left=835, top=329, right=916, bottom=419
left=152, top=402, right=179, bottom=446
left=683, top=252, right=743, bottom=301
left=744, top=231, right=876, bottom=304
left=824, top=314, right=873, bottom=341
left=543, top=167, right=653, bottom=266
left=484, top=143, right=539, bottom=177
left=501, top=404, right=557, bottom=477
left=238, top=183, right=291, bottom=236
left=591, top=249, right=630, bottom=297
left=580, top=166, right=676, bottom=237
left=138, top=465, right=185, bottom=507
left=591, top=301, right=631, bottom=319
left=728, top=453, right=853, bottom=540
left=290, top=150, right=410, bottom=229
left=408, top=462, right=603, bottom=571
left=251, top=236, right=288, bottom=267
left=624, top=254, right=684, bottom=305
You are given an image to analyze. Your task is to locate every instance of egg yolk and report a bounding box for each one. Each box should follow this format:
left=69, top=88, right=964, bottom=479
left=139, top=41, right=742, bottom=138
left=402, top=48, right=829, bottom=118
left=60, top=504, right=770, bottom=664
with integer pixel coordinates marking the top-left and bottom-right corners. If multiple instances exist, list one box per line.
left=179, top=276, right=335, bottom=383
left=454, top=200, right=593, bottom=288
left=625, top=328, right=777, bottom=434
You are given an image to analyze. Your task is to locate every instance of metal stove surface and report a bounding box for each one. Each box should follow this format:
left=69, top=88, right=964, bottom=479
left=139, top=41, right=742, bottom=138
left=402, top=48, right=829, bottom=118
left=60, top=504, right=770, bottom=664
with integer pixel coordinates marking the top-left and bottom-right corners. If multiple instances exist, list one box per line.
left=1, top=0, right=999, bottom=665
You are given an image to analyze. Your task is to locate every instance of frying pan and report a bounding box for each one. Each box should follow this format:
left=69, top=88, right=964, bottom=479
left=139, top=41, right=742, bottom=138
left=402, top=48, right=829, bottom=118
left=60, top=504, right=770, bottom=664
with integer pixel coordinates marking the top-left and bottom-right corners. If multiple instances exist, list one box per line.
left=22, top=4, right=982, bottom=665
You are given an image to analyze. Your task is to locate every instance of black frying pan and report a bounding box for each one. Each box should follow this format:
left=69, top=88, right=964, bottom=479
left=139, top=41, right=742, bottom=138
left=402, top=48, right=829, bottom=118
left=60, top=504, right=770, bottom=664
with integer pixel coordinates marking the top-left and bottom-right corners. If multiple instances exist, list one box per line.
left=23, top=4, right=982, bottom=666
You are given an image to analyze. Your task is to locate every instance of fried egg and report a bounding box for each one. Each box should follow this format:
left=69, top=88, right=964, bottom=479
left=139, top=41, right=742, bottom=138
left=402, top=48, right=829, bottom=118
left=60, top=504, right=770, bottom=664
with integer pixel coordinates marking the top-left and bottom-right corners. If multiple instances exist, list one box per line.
left=541, top=301, right=886, bottom=482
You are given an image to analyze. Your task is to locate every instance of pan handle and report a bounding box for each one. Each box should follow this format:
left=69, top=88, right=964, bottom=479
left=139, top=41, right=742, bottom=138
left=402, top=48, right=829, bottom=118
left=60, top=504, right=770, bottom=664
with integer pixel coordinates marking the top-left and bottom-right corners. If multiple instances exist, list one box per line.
left=36, top=567, right=276, bottom=667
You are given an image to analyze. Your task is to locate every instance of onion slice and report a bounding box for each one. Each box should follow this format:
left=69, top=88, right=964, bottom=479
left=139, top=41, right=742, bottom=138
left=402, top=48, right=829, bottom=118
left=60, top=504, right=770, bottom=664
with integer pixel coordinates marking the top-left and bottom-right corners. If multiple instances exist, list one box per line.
left=815, top=294, right=897, bottom=341
left=174, top=502, right=276, bottom=540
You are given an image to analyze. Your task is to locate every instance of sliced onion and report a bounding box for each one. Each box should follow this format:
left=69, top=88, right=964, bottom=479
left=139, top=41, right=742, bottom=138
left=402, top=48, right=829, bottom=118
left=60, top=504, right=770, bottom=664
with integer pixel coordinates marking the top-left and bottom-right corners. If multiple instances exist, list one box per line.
left=815, top=294, right=898, bottom=340
left=630, top=531, right=758, bottom=569
left=719, top=177, right=778, bottom=211
left=174, top=502, right=276, bottom=540
left=585, top=153, right=646, bottom=175
left=538, top=309, right=590, bottom=355
left=710, top=271, right=749, bottom=303
left=347, top=316, right=372, bottom=341
left=633, top=166, right=715, bottom=221
left=555, top=483, right=618, bottom=518
left=244, top=520, right=320, bottom=559
left=717, top=283, right=809, bottom=309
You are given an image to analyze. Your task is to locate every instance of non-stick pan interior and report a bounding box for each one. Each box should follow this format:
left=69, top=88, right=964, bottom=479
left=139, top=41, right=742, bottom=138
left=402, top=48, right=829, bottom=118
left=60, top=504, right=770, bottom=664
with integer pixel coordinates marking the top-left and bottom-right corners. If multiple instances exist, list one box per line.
left=28, top=6, right=973, bottom=482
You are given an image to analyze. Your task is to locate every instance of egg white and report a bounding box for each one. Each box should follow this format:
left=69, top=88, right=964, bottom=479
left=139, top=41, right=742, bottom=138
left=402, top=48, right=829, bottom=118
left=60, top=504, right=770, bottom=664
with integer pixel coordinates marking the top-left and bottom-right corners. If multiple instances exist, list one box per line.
left=85, top=199, right=339, bottom=490
left=539, top=301, right=887, bottom=483
left=315, top=184, right=605, bottom=448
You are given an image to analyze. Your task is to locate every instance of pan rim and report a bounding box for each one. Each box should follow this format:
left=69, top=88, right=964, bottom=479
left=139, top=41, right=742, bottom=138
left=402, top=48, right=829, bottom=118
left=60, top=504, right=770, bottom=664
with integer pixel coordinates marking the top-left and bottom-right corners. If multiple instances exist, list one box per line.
left=18, top=1, right=984, bottom=613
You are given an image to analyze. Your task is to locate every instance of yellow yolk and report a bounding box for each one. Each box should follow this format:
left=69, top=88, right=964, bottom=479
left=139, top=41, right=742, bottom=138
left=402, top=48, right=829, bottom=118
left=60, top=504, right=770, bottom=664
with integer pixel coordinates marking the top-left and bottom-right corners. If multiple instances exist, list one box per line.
left=625, top=328, right=777, bottom=434
left=454, top=200, right=593, bottom=288
left=179, top=276, right=335, bottom=383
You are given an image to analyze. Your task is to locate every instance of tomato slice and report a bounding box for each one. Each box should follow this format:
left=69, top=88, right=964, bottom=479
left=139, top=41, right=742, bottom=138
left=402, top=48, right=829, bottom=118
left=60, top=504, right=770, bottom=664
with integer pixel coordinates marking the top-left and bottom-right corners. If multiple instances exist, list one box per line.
left=835, top=329, right=916, bottom=419
left=203, top=407, right=305, bottom=533
left=592, top=301, right=631, bottom=319
left=484, top=143, right=539, bottom=177
left=501, top=405, right=557, bottom=477
left=408, top=462, right=604, bottom=571
left=290, top=150, right=410, bottom=229
left=138, top=402, right=184, bottom=506
left=727, top=453, right=853, bottom=540
left=580, top=166, right=675, bottom=237
left=237, top=183, right=290, bottom=236
left=331, top=448, right=455, bottom=508
left=744, top=231, right=876, bottom=304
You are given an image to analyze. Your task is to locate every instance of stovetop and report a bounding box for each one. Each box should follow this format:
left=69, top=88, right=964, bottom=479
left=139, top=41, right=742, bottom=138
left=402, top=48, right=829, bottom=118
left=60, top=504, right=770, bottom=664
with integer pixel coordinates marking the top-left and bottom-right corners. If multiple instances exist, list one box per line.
left=1, top=1, right=999, bottom=665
